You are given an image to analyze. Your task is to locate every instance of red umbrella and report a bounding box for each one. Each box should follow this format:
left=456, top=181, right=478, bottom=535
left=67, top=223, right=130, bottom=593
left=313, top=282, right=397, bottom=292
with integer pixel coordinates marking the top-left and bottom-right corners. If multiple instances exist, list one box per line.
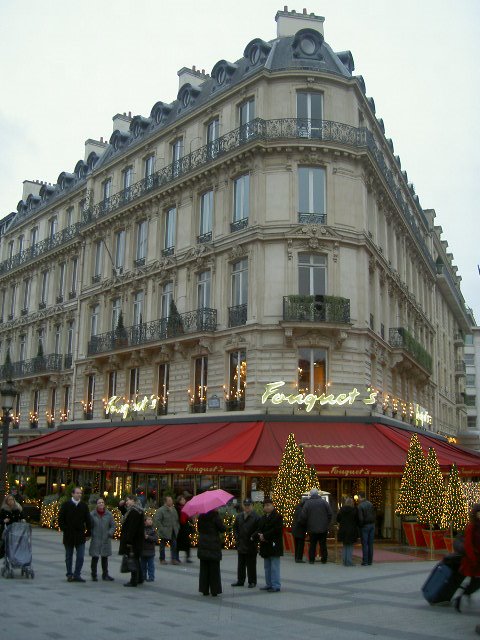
left=181, top=489, right=234, bottom=517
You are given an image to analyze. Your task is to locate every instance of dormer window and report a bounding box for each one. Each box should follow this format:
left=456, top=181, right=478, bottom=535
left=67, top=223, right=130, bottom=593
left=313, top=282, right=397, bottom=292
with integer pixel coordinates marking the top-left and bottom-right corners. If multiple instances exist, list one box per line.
left=177, top=84, right=201, bottom=112
left=150, top=101, right=172, bottom=126
left=292, top=28, right=324, bottom=60
left=86, top=151, right=99, bottom=172
left=243, top=39, right=272, bottom=69
left=211, top=60, right=237, bottom=89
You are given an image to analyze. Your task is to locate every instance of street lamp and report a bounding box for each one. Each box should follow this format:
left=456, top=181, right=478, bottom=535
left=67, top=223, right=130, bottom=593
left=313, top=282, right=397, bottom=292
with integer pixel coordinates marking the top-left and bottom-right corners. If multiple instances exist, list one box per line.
left=0, top=379, right=18, bottom=504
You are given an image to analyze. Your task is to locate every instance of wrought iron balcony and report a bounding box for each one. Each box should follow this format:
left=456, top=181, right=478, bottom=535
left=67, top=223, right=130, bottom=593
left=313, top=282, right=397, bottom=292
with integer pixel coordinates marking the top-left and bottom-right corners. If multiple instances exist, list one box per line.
left=225, top=398, right=245, bottom=412
left=38, top=302, right=46, bottom=310
left=298, top=212, right=327, bottom=224
left=455, top=360, right=467, bottom=374
left=0, top=353, right=63, bottom=380
left=230, top=218, right=249, bottom=233
left=91, top=274, right=101, bottom=284
left=197, top=231, right=212, bottom=244
left=453, top=332, right=464, bottom=346
left=68, top=290, right=77, bottom=300
left=190, top=401, right=207, bottom=414
left=389, top=327, right=433, bottom=374
left=64, top=354, right=73, bottom=369
left=134, top=257, right=146, bottom=267
left=161, top=246, right=174, bottom=257
left=228, top=304, right=247, bottom=328
left=21, top=308, right=28, bottom=316
left=56, top=294, right=64, bottom=304
left=87, top=307, right=217, bottom=355
left=0, top=118, right=434, bottom=279
left=283, top=295, right=350, bottom=324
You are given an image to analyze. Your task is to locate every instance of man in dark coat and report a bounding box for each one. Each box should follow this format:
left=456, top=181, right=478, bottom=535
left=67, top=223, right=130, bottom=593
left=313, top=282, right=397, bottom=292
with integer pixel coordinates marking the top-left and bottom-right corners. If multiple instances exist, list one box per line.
left=301, top=488, right=332, bottom=564
left=58, top=486, right=91, bottom=582
left=255, top=497, right=283, bottom=592
left=357, top=491, right=375, bottom=566
left=118, top=495, right=145, bottom=587
left=292, top=496, right=308, bottom=563
left=231, top=498, right=260, bottom=588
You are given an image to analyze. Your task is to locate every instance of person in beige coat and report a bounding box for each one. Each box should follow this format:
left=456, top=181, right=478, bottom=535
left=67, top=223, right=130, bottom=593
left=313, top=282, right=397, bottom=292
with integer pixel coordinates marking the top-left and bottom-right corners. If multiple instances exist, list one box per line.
left=153, top=496, right=180, bottom=564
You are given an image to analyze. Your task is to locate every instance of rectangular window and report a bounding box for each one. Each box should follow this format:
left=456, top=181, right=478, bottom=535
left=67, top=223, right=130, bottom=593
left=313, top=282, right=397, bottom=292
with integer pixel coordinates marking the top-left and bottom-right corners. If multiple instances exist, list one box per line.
left=298, top=348, right=327, bottom=395
left=465, top=353, right=475, bottom=366
left=468, top=416, right=477, bottom=429
left=123, top=166, right=134, bottom=201
left=62, top=386, right=70, bottom=421
left=19, top=335, right=26, bottom=362
left=40, top=272, right=49, bottom=305
left=0, top=289, right=5, bottom=320
left=227, top=350, right=246, bottom=411
left=206, top=118, right=220, bottom=158
left=239, top=98, right=255, bottom=140
left=70, top=257, right=78, bottom=296
left=108, top=371, right=117, bottom=399
left=298, top=167, right=325, bottom=221
left=193, top=356, right=208, bottom=412
left=161, top=282, right=173, bottom=319
left=299, top=253, right=327, bottom=296
left=164, top=207, right=176, bottom=253
left=66, top=207, right=74, bottom=228
left=136, top=220, right=148, bottom=263
left=49, top=387, right=56, bottom=425
left=93, top=240, right=103, bottom=280
left=67, top=321, right=74, bottom=355
left=133, top=291, right=144, bottom=326
left=233, top=174, right=249, bottom=223
left=297, top=91, right=323, bottom=138
left=58, top=263, right=65, bottom=300
left=86, top=375, right=95, bottom=418
left=158, top=363, right=170, bottom=414
left=197, top=270, right=211, bottom=309
left=102, top=178, right=112, bottom=209
left=466, top=374, right=476, bottom=387
left=129, top=368, right=140, bottom=399
left=48, top=216, right=58, bottom=239
left=30, top=227, right=38, bottom=247
left=54, top=325, right=62, bottom=354
left=114, top=230, right=126, bottom=271
left=32, top=390, right=40, bottom=423
left=91, top=304, right=100, bottom=338
left=231, top=258, right=248, bottom=306
left=22, top=279, right=30, bottom=312
left=145, top=155, right=155, bottom=178
left=112, top=297, right=121, bottom=331
left=465, top=395, right=476, bottom=407
left=18, top=235, right=24, bottom=254
left=9, top=284, right=17, bottom=318
left=199, top=190, right=213, bottom=240
left=7, top=240, right=14, bottom=260
left=171, top=139, right=183, bottom=177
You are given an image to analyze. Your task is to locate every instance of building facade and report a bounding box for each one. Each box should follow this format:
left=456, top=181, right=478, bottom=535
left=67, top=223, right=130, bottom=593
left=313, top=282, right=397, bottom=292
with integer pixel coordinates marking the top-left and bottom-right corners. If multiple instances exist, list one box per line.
left=0, top=8, right=472, bottom=439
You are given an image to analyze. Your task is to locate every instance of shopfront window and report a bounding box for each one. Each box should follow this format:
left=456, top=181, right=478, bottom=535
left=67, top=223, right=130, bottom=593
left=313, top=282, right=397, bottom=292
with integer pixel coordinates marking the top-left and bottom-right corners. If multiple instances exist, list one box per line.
left=196, top=475, right=215, bottom=493
left=219, top=476, right=241, bottom=501
left=173, top=475, right=195, bottom=497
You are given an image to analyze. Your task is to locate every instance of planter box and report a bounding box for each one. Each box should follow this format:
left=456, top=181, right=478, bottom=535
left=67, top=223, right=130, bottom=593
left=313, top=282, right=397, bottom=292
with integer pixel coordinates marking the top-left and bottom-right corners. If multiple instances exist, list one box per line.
left=402, top=521, right=426, bottom=547
left=422, top=529, right=447, bottom=551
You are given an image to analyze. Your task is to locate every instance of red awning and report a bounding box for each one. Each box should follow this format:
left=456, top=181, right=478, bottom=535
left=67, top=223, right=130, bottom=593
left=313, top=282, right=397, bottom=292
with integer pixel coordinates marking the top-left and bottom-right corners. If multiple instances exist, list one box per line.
left=7, top=420, right=480, bottom=476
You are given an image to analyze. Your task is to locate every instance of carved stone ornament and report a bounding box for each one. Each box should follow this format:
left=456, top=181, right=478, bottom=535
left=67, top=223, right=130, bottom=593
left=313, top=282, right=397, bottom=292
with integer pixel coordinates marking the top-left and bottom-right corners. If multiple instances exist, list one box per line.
left=229, top=244, right=246, bottom=261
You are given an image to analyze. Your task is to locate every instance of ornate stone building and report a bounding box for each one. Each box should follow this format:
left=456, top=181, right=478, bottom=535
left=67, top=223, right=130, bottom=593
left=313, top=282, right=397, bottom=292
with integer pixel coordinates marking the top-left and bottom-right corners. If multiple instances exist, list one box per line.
left=0, top=8, right=471, bottom=438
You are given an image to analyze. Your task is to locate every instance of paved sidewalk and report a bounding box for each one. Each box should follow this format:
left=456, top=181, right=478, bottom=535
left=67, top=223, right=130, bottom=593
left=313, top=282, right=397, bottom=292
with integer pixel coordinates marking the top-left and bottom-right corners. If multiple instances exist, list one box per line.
left=1, top=527, right=478, bottom=640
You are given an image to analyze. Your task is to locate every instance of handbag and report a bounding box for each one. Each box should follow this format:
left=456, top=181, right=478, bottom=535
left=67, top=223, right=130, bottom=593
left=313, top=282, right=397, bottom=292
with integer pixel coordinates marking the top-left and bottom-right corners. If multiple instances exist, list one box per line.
left=120, top=551, right=137, bottom=573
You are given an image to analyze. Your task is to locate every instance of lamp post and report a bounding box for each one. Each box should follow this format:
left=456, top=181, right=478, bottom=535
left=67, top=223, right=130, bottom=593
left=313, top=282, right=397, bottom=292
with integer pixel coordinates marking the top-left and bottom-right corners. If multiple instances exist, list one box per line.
left=0, top=379, right=18, bottom=504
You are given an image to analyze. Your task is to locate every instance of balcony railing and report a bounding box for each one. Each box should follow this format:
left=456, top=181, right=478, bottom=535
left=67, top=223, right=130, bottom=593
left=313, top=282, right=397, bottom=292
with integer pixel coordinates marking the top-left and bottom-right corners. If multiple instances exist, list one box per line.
left=298, top=212, right=327, bottom=224
left=197, top=231, right=212, bottom=244
left=455, top=360, right=467, bottom=374
left=0, top=353, right=63, bottom=380
left=134, top=257, right=146, bottom=267
left=0, top=118, right=434, bottom=279
left=389, top=327, right=433, bottom=374
left=225, top=398, right=245, bottom=412
left=283, top=295, right=351, bottom=324
left=161, top=246, right=174, bottom=257
left=230, top=218, right=249, bottom=233
left=87, top=307, right=217, bottom=355
left=228, top=304, right=247, bottom=328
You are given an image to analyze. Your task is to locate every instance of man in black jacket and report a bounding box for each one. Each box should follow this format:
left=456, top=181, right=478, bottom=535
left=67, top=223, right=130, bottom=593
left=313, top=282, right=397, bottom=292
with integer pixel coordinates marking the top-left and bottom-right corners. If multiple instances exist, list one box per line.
left=231, top=498, right=260, bottom=588
left=58, top=486, right=91, bottom=582
left=357, top=491, right=376, bottom=565
left=301, top=488, right=332, bottom=564
left=255, top=497, right=283, bottom=592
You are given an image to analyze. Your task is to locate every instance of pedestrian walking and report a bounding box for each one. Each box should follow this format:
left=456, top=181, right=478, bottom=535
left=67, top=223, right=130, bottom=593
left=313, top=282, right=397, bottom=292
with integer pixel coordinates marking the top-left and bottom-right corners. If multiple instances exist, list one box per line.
left=176, top=495, right=193, bottom=563
left=336, top=497, right=359, bottom=566
left=88, top=497, right=115, bottom=581
left=231, top=498, right=260, bottom=587
left=141, top=515, right=158, bottom=582
left=118, top=495, right=145, bottom=587
left=154, top=495, right=180, bottom=564
left=197, top=508, right=226, bottom=597
left=357, top=491, right=375, bottom=566
left=255, top=497, right=283, bottom=592
left=455, top=503, right=480, bottom=612
left=301, top=488, right=332, bottom=564
left=292, top=496, right=307, bottom=563
left=58, top=486, right=91, bottom=582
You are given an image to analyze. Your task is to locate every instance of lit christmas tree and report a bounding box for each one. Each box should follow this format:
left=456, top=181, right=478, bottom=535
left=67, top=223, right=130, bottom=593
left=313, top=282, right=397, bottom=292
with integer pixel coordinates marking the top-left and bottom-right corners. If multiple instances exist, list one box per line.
left=441, top=463, right=468, bottom=533
left=462, top=481, right=480, bottom=510
left=307, top=465, right=320, bottom=491
left=417, top=447, right=445, bottom=528
left=395, top=433, right=427, bottom=517
left=272, top=433, right=309, bottom=527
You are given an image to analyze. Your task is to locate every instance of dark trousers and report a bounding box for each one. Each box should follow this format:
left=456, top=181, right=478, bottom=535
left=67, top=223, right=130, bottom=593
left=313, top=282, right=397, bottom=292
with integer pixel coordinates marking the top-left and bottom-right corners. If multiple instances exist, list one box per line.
left=237, top=552, right=257, bottom=585
left=360, top=524, right=375, bottom=565
left=294, top=537, right=305, bottom=561
left=199, top=559, right=222, bottom=596
left=91, top=555, right=109, bottom=577
left=127, top=554, right=143, bottom=585
left=64, top=542, right=85, bottom=578
left=308, top=531, right=328, bottom=563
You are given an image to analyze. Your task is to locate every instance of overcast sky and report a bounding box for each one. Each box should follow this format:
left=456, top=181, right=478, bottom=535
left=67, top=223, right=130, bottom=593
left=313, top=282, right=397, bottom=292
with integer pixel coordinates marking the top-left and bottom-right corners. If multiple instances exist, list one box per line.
left=0, top=0, right=478, bottom=321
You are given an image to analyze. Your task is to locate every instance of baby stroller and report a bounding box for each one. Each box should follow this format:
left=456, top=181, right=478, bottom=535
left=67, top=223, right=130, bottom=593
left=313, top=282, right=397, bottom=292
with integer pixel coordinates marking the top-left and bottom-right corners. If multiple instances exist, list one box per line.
left=1, top=521, right=34, bottom=579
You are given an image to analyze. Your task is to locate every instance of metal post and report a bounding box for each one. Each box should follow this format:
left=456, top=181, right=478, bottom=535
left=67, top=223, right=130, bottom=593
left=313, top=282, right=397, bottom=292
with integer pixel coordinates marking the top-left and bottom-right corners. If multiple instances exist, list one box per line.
left=0, top=410, right=10, bottom=504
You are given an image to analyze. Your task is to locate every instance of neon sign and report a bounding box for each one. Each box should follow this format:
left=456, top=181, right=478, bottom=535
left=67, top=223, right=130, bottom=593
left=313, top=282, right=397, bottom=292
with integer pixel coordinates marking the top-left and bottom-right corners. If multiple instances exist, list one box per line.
left=261, top=381, right=378, bottom=413
left=105, top=395, right=157, bottom=419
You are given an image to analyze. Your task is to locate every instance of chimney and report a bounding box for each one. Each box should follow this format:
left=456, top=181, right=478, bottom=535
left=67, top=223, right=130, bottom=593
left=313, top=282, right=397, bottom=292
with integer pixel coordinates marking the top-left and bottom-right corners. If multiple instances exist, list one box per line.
left=112, top=112, right=132, bottom=133
left=84, top=138, right=108, bottom=162
left=177, top=66, right=208, bottom=92
left=275, top=6, right=325, bottom=37
left=22, top=180, right=42, bottom=200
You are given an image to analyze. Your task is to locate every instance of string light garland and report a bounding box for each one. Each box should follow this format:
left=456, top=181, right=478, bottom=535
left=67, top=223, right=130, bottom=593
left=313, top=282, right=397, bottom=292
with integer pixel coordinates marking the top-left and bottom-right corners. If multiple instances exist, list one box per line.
left=441, top=463, right=469, bottom=532
left=462, top=481, right=480, bottom=509
left=271, top=433, right=310, bottom=527
left=395, top=433, right=427, bottom=517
